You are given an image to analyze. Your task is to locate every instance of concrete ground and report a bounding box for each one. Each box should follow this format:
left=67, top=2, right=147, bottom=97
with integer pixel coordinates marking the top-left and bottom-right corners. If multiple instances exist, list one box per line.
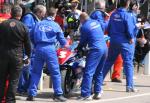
left=16, top=68, right=150, bottom=103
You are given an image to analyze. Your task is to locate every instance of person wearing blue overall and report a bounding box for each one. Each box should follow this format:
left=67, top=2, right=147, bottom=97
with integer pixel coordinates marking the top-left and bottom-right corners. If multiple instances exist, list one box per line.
left=90, top=0, right=108, bottom=31
left=17, top=5, right=46, bottom=94
left=122, top=0, right=140, bottom=77
left=77, top=12, right=108, bottom=100
left=102, top=0, right=138, bottom=92
left=26, top=7, right=67, bottom=102
left=129, top=0, right=140, bottom=38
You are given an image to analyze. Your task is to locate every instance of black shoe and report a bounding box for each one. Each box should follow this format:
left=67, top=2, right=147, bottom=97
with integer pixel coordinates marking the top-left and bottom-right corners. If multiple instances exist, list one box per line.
left=77, top=96, right=92, bottom=101
left=53, top=95, right=67, bottom=102
left=111, top=78, right=122, bottom=83
left=26, top=95, right=35, bottom=101
left=16, top=91, right=27, bottom=96
left=126, top=88, right=139, bottom=93
left=93, top=93, right=102, bottom=100
left=102, top=82, right=107, bottom=86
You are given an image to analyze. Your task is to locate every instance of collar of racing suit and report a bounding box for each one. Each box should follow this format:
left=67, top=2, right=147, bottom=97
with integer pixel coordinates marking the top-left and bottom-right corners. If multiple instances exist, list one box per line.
left=82, top=18, right=91, bottom=25
left=117, top=7, right=128, bottom=12
left=46, top=16, right=55, bottom=21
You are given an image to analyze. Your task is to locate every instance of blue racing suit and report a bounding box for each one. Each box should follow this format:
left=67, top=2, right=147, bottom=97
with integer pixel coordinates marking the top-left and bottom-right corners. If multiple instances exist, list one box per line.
left=28, top=17, right=67, bottom=96
left=128, top=11, right=139, bottom=58
left=18, top=13, right=40, bottom=93
left=129, top=11, right=139, bottom=38
left=122, top=11, right=139, bottom=75
left=102, top=8, right=136, bottom=89
left=79, top=18, right=108, bottom=97
left=21, top=13, right=39, bottom=32
left=90, top=9, right=108, bottom=31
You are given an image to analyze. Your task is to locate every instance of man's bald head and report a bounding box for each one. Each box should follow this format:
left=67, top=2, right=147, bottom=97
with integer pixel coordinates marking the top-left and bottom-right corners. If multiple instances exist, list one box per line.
left=95, top=0, right=106, bottom=10
left=80, top=12, right=89, bottom=24
left=33, top=5, right=46, bottom=20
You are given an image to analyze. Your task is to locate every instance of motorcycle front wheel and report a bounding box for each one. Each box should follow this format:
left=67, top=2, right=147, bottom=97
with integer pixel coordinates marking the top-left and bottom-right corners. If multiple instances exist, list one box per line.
left=61, top=68, right=74, bottom=95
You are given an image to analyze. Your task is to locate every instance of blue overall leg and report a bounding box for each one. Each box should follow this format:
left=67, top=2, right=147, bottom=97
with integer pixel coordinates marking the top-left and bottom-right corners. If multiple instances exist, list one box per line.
left=45, top=49, right=63, bottom=95
left=28, top=49, right=45, bottom=96
left=81, top=49, right=106, bottom=97
left=121, top=43, right=134, bottom=89
left=18, top=56, right=34, bottom=93
left=93, top=48, right=108, bottom=94
left=102, top=41, right=121, bottom=80
left=25, top=57, right=34, bottom=90
left=17, top=65, right=30, bottom=93
left=17, top=68, right=26, bottom=93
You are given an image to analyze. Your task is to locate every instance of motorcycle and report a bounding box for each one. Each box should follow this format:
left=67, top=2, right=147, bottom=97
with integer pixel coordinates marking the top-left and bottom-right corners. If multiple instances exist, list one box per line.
left=57, top=41, right=86, bottom=95
left=57, top=35, right=110, bottom=95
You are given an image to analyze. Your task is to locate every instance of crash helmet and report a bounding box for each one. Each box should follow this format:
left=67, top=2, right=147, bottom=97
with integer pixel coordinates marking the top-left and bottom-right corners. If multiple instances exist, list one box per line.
left=66, top=12, right=80, bottom=30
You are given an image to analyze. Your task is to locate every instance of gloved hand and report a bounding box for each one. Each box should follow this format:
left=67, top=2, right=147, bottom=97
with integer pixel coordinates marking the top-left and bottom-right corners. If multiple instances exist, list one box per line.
left=129, top=38, right=134, bottom=44
left=136, top=23, right=144, bottom=29
left=75, top=45, right=83, bottom=57
left=23, top=56, right=30, bottom=66
left=137, top=37, right=147, bottom=47
left=75, top=45, right=81, bottom=51
left=62, top=43, right=70, bottom=50
left=64, top=44, right=70, bottom=49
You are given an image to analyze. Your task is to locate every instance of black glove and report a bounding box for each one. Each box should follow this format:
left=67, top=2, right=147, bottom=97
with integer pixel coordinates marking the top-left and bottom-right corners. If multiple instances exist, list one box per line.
left=75, top=45, right=83, bottom=58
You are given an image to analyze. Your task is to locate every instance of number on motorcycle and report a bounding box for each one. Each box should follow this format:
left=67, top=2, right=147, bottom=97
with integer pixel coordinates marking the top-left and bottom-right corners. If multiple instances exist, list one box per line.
left=59, top=51, right=67, bottom=58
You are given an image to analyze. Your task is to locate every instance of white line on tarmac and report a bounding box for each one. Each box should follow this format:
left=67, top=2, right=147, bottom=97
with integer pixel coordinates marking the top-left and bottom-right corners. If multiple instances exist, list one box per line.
left=86, top=92, right=150, bottom=103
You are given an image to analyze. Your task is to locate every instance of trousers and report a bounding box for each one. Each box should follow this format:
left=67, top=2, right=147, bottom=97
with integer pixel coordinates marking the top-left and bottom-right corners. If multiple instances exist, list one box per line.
left=28, top=46, right=63, bottom=96
left=102, top=41, right=135, bottom=89
left=81, top=47, right=108, bottom=97
left=0, top=49, right=23, bottom=103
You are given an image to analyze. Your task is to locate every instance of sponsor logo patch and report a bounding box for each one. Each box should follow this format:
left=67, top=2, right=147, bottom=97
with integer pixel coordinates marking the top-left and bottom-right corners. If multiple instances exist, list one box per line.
left=39, top=25, right=52, bottom=32
left=10, top=22, right=16, bottom=27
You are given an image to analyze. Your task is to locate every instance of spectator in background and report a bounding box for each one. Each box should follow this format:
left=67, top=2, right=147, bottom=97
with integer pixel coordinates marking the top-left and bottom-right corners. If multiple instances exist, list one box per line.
left=135, top=24, right=150, bottom=66
left=55, top=6, right=65, bottom=30
left=125, top=0, right=141, bottom=78
left=0, top=0, right=4, bottom=11
left=111, top=55, right=123, bottom=82
left=129, top=0, right=140, bottom=38
left=20, top=0, right=35, bottom=11
left=70, top=0, right=81, bottom=17
left=0, top=5, right=31, bottom=102
left=0, top=3, right=11, bottom=23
